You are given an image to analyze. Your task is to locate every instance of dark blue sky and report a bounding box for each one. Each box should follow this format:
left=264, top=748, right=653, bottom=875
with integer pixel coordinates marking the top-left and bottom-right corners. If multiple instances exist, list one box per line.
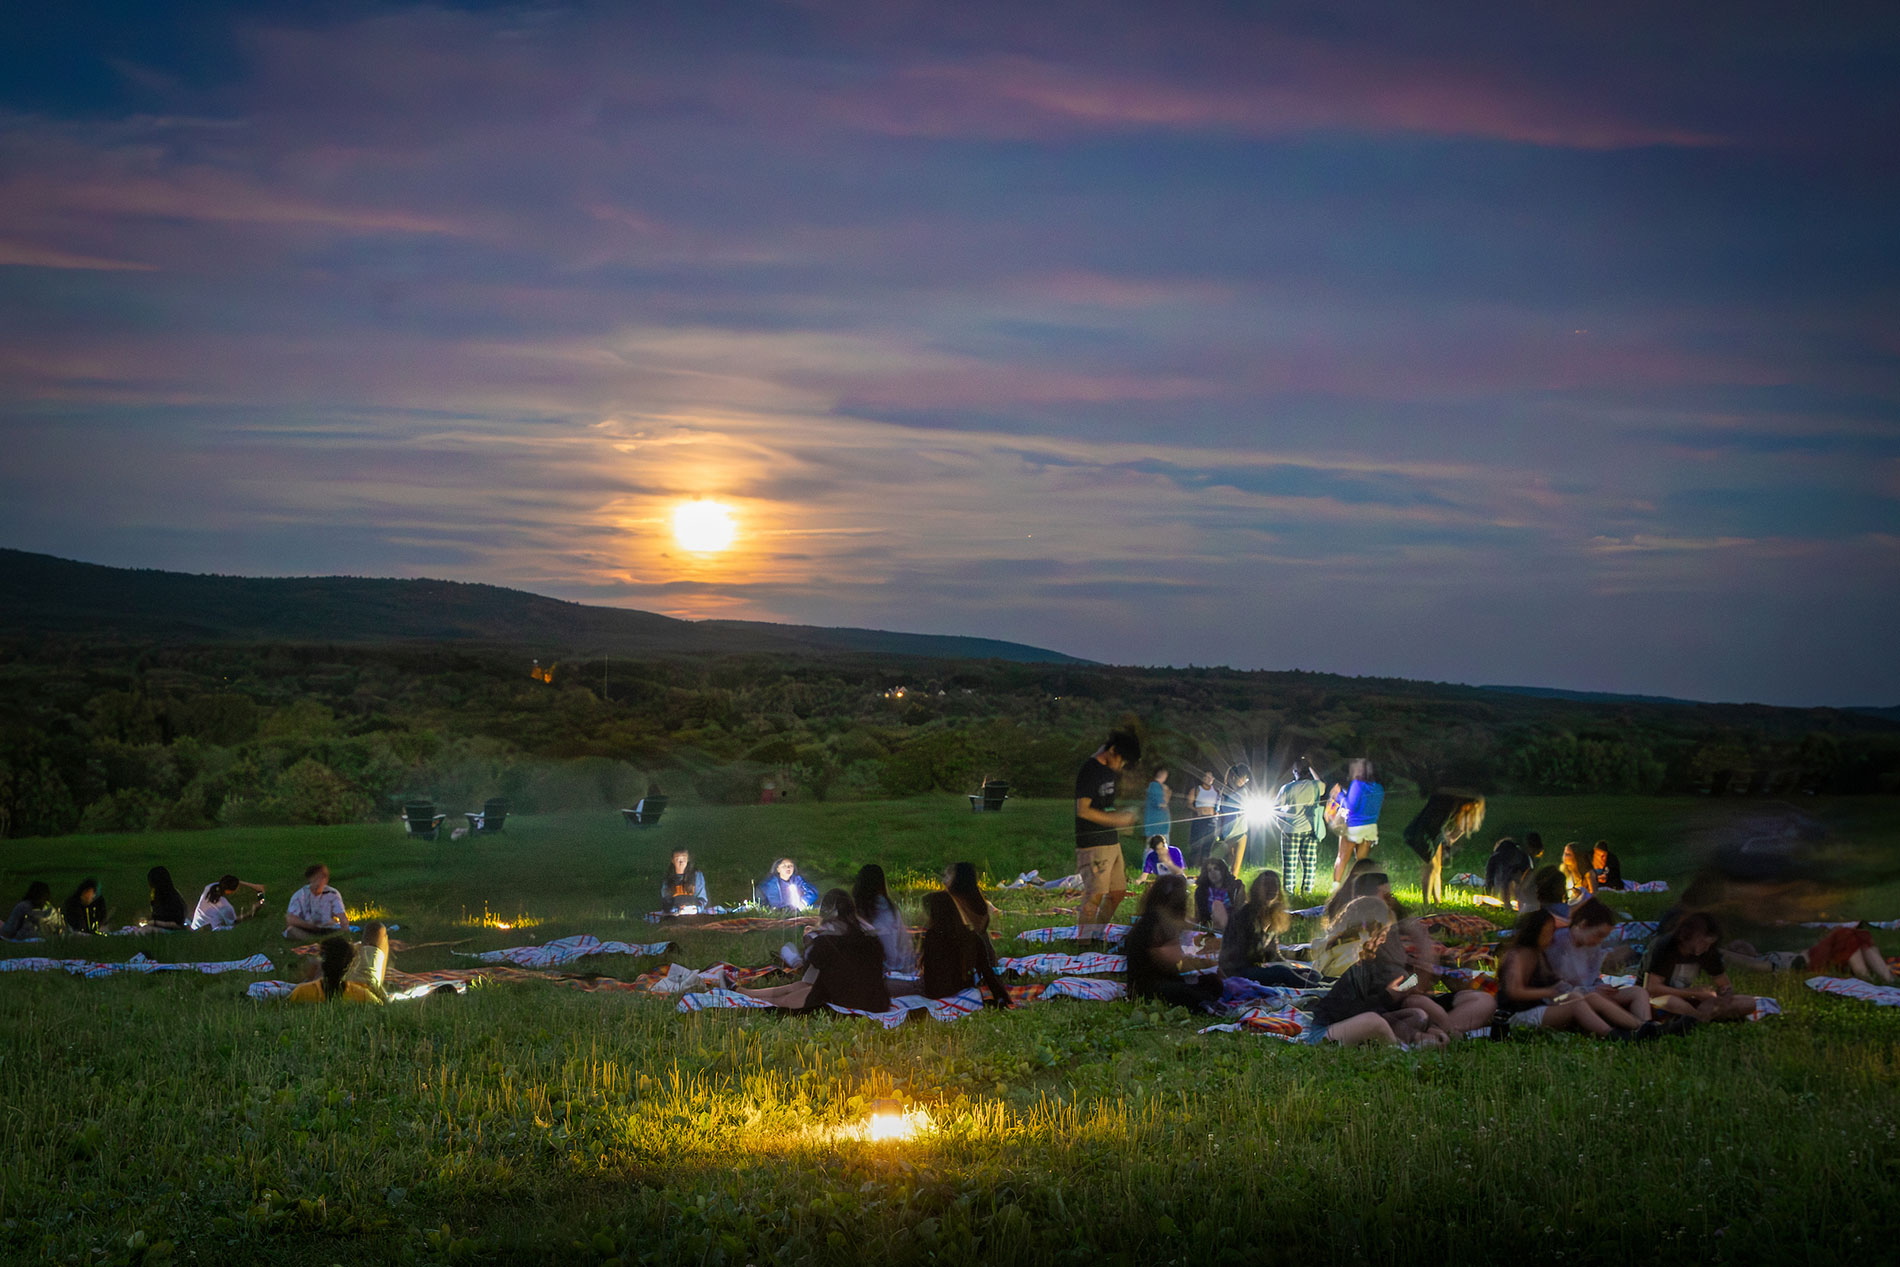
left=2, top=2, right=1897, bottom=704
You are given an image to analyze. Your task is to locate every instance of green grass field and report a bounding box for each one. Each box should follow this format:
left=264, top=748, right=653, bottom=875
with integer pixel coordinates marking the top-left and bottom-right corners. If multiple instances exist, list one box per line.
left=4, top=795, right=1899, bottom=1265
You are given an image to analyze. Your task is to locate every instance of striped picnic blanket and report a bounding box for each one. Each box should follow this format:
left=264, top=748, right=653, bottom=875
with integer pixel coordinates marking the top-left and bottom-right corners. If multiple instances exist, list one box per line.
left=1422, top=912, right=1499, bottom=941
left=1449, top=873, right=1488, bottom=888
left=453, top=934, right=674, bottom=969
left=995, top=952, right=1126, bottom=976
left=1799, top=919, right=1900, bottom=930
left=1624, top=880, right=1670, bottom=893
left=1, top=952, right=275, bottom=978
left=676, top=973, right=1127, bottom=1021
left=1199, top=1005, right=1307, bottom=1039
left=1016, top=924, right=1131, bottom=945
left=1805, top=976, right=1900, bottom=1007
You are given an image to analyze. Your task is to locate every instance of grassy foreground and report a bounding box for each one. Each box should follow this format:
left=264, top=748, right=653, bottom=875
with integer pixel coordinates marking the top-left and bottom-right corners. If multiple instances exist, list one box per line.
left=2, top=794, right=1899, bottom=1265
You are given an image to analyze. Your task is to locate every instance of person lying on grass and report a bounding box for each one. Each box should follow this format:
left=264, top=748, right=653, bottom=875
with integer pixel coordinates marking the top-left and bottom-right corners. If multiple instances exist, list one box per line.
left=144, top=867, right=189, bottom=932
left=346, top=920, right=393, bottom=1002
left=284, top=864, right=346, bottom=941
left=1640, top=912, right=1760, bottom=1023
left=920, top=891, right=1010, bottom=1008
left=1546, top=897, right=1652, bottom=1022
left=1805, top=923, right=1894, bottom=985
left=1194, top=857, right=1243, bottom=933
left=1217, top=870, right=1322, bottom=989
left=739, top=890, right=889, bottom=1014
left=1500, top=910, right=1651, bottom=1038
left=62, top=878, right=107, bottom=936
left=759, top=858, right=818, bottom=912
left=189, top=874, right=267, bottom=930
left=1124, top=875, right=1223, bottom=1014
left=289, top=936, right=381, bottom=1004
left=1, top=882, right=52, bottom=940
left=661, top=849, right=708, bottom=916
left=1305, top=924, right=1442, bottom=1047
left=853, top=864, right=917, bottom=977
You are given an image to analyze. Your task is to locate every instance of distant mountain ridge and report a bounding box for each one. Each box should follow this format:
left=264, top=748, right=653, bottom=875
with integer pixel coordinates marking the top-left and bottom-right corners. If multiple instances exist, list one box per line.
left=0, top=548, right=1087, bottom=664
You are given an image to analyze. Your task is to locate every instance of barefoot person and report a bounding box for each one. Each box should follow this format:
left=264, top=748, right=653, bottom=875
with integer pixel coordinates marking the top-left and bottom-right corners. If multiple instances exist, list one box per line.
left=1073, top=730, right=1142, bottom=942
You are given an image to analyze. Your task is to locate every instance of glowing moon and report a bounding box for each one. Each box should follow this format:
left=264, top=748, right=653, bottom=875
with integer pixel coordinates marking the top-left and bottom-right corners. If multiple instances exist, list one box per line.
left=672, top=500, right=737, bottom=553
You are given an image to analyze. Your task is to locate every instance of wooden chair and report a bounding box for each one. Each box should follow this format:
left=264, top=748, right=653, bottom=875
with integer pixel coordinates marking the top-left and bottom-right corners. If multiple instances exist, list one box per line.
left=403, top=802, right=448, bottom=841
left=620, top=795, right=669, bottom=828
left=465, top=798, right=508, bottom=834
left=968, top=781, right=1010, bottom=812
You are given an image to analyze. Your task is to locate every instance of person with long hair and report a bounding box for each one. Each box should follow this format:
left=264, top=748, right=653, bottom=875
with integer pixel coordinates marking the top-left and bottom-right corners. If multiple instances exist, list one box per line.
left=1218, top=870, right=1322, bottom=988
left=1499, top=910, right=1648, bottom=1036
left=190, top=873, right=267, bottom=930
left=741, top=890, right=889, bottom=1013
left=146, top=866, right=188, bottom=931
left=661, top=849, right=709, bottom=915
left=1193, top=857, right=1243, bottom=932
left=289, top=936, right=381, bottom=1003
left=61, top=878, right=107, bottom=936
left=1516, top=866, right=1570, bottom=920
left=1560, top=842, right=1591, bottom=898
left=853, top=864, right=916, bottom=976
left=1322, top=857, right=1380, bottom=924
left=1641, top=912, right=1759, bottom=1022
left=1122, top=875, right=1222, bottom=1013
left=1073, top=729, right=1142, bottom=942
left=1548, top=898, right=1658, bottom=1025
left=920, top=891, right=1011, bottom=1007
left=943, top=862, right=994, bottom=942
left=1307, top=925, right=1439, bottom=1047
left=1329, top=758, right=1384, bottom=884
left=1311, top=894, right=1395, bottom=978
left=1, top=882, right=52, bottom=940
left=758, top=857, right=817, bottom=911
left=1385, top=918, right=1498, bottom=1038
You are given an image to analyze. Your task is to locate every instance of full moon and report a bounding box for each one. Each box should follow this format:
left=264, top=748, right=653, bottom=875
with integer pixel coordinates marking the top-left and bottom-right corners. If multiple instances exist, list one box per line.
left=672, top=500, right=737, bottom=553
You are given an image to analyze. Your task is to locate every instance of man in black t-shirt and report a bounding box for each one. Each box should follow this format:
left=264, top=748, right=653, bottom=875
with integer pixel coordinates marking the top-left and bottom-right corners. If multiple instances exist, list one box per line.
left=1073, top=730, right=1141, bottom=940
left=1640, top=911, right=1757, bottom=1022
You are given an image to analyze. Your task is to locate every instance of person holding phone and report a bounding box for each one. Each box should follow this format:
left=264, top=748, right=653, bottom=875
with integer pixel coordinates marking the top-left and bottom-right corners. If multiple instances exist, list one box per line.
left=1307, top=926, right=1441, bottom=1046
left=1499, top=910, right=1650, bottom=1037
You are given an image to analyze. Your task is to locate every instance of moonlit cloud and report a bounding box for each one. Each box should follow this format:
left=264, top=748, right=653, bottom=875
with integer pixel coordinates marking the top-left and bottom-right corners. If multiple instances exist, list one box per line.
left=0, top=1, right=1895, bottom=705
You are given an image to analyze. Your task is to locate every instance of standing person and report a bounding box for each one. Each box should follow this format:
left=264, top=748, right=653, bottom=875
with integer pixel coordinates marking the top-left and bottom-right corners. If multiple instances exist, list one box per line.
left=853, top=864, right=917, bottom=977
left=1186, top=771, right=1220, bottom=867
left=62, top=878, right=107, bottom=936
left=1219, top=870, right=1323, bottom=988
left=1, top=882, right=52, bottom=940
left=1276, top=758, right=1328, bottom=895
left=1330, top=759, right=1384, bottom=885
left=145, top=867, right=189, bottom=931
left=1073, top=730, right=1142, bottom=943
left=1404, top=791, right=1484, bottom=908
left=1143, top=766, right=1173, bottom=852
left=284, top=864, right=347, bottom=941
left=660, top=849, right=709, bottom=915
left=1214, top=764, right=1252, bottom=876
left=190, top=874, right=267, bottom=931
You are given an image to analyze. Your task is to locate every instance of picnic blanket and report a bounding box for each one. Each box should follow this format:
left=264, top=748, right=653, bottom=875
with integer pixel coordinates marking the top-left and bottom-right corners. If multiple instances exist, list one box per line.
left=452, top=934, right=674, bottom=969
left=1449, top=873, right=1488, bottom=889
left=676, top=974, right=1126, bottom=1022
left=1200, top=1004, right=1307, bottom=1039
left=0, top=951, right=275, bottom=978
left=1001, top=870, right=1085, bottom=892
left=1623, top=880, right=1670, bottom=893
left=1291, top=906, right=1326, bottom=919
left=995, top=951, right=1126, bottom=976
left=1017, top=924, right=1131, bottom=945
left=652, top=916, right=818, bottom=935
left=1422, top=912, right=1499, bottom=941
left=1798, top=919, right=1900, bottom=930
left=1805, top=976, right=1900, bottom=1007
left=1607, top=921, right=1658, bottom=945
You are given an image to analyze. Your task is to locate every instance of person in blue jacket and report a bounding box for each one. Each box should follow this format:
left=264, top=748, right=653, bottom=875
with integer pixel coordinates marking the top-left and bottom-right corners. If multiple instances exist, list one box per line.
left=760, top=857, right=819, bottom=911
left=1330, top=758, right=1386, bottom=885
left=1143, top=766, right=1173, bottom=849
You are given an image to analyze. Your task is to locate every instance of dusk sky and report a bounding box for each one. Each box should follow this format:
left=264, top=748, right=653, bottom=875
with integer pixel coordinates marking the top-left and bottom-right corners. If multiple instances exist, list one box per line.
left=3, top=2, right=1897, bottom=706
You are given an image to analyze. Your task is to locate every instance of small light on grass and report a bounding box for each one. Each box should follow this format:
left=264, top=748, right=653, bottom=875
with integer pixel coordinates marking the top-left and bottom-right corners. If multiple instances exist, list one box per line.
left=459, top=903, right=540, bottom=931
left=860, top=1098, right=929, bottom=1143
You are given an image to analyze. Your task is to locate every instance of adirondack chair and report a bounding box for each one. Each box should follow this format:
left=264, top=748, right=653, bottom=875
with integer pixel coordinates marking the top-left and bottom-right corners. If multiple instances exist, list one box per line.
left=620, top=795, right=669, bottom=828
left=465, top=798, right=508, bottom=834
left=969, top=780, right=1010, bottom=812
left=403, top=802, right=448, bottom=840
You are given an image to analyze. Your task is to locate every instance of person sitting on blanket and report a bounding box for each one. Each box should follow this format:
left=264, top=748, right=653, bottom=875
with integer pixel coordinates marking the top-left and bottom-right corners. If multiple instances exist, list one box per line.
left=345, top=920, right=393, bottom=1002
left=190, top=874, right=267, bottom=930
left=853, top=864, right=917, bottom=977
left=1640, top=911, right=1759, bottom=1023
left=62, top=878, right=108, bottom=936
left=1589, top=841, right=1624, bottom=892
left=661, top=849, right=709, bottom=915
left=289, top=936, right=382, bottom=1004
left=1, top=881, right=52, bottom=940
left=759, top=858, right=818, bottom=912
left=740, top=890, right=890, bottom=1013
left=1194, top=857, right=1244, bottom=932
left=1500, top=910, right=1652, bottom=1038
left=1386, top=919, right=1498, bottom=1039
left=1312, top=894, right=1397, bottom=978
left=145, top=866, right=189, bottom=931
left=1218, top=870, right=1322, bottom=988
left=1806, top=923, right=1894, bottom=984
left=1515, top=866, right=1570, bottom=923
left=943, top=862, right=997, bottom=949
left=1560, top=843, right=1593, bottom=899
left=1307, top=923, right=1442, bottom=1047
left=1546, top=898, right=1660, bottom=1027
left=1140, top=835, right=1186, bottom=883
left=920, top=891, right=1011, bottom=1007
left=284, top=864, right=347, bottom=941
left=1485, top=835, right=1540, bottom=904
left=1123, top=875, right=1223, bottom=1014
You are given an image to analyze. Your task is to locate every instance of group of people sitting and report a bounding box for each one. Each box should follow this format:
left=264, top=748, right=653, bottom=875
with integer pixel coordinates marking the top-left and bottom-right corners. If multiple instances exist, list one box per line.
left=659, top=851, right=820, bottom=916
left=2, top=863, right=351, bottom=942
left=1483, top=834, right=1626, bottom=908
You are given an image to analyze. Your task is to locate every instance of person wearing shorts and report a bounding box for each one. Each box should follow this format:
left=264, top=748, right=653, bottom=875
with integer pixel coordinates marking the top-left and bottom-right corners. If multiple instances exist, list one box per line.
left=1074, top=730, right=1142, bottom=941
left=1331, top=759, right=1385, bottom=884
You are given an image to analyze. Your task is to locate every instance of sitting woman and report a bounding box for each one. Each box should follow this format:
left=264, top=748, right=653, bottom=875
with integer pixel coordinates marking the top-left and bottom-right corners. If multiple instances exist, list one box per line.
left=1640, top=912, right=1757, bottom=1022
left=1193, top=858, right=1244, bottom=932
left=145, top=867, right=189, bottom=931
left=1515, top=866, right=1571, bottom=921
left=1547, top=897, right=1654, bottom=1021
left=1806, top=922, right=1895, bottom=984
left=62, top=878, right=108, bottom=936
left=1140, top=835, right=1186, bottom=882
left=1499, top=910, right=1647, bottom=1037
left=943, top=862, right=997, bottom=946
left=853, top=864, right=917, bottom=977
left=1, top=882, right=52, bottom=940
left=758, top=858, right=818, bottom=911
left=345, top=921, right=394, bottom=1002
left=189, top=874, right=267, bottom=930
left=1388, top=920, right=1498, bottom=1038
left=1218, top=870, right=1322, bottom=988
left=1123, top=875, right=1223, bottom=1013
left=661, top=849, right=709, bottom=915
left=1589, top=841, right=1625, bottom=891
left=920, top=891, right=1011, bottom=1007
left=1560, top=843, right=1592, bottom=898
left=1307, top=926, right=1439, bottom=1047
left=740, top=890, right=890, bottom=1013
left=1311, top=895, right=1395, bottom=978
left=289, top=936, right=382, bottom=1003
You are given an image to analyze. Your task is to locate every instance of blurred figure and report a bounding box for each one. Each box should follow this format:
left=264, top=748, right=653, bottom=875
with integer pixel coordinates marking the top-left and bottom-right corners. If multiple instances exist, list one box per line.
left=1073, top=730, right=1142, bottom=942
left=919, top=891, right=1010, bottom=1007
left=284, top=864, right=346, bottom=941
left=1806, top=923, right=1894, bottom=984
left=61, top=878, right=107, bottom=936
left=1186, top=770, right=1220, bottom=866
left=1276, top=757, right=1329, bottom=894
left=853, top=864, right=916, bottom=977
left=1123, top=875, right=1222, bottom=1013
left=1, top=882, right=52, bottom=940
left=146, top=867, right=188, bottom=931
left=1194, top=857, right=1243, bottom=932
left=1641, top=912, right=1759, bottom=1023
left=1143, top=766, right=1173, bottom=851
left=1499, top=911, right=1648, bottom=1037
left=289, top=936, right=381, bottom=1003
left=1329, top=758, right=1384, bottom=885
left=346, top=920, right=393, bottom=1002
left=1219, top=870, right=1322, bottom=988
